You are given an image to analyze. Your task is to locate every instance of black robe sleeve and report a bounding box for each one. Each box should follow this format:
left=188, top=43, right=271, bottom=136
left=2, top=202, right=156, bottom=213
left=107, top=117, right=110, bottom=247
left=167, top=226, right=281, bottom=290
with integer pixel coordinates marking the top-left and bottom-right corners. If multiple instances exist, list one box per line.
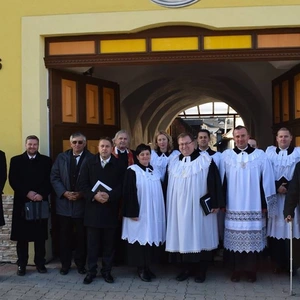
left=284, top=162, right=300, bottom=218
left=207, top=160, right=225, bottom=209
left=122, top=168, right=139, bottom=217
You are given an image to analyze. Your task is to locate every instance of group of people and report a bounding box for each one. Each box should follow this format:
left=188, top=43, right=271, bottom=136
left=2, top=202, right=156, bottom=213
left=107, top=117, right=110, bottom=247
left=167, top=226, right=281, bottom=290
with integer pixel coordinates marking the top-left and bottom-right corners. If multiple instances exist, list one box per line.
left=1, top=126, right=300, bottom=285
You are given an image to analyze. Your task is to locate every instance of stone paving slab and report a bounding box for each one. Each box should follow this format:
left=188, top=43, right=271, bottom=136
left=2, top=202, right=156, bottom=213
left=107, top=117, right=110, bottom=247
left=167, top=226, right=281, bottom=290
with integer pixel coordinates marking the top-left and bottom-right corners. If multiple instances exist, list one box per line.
left=0, top=260, right=299, bottom=300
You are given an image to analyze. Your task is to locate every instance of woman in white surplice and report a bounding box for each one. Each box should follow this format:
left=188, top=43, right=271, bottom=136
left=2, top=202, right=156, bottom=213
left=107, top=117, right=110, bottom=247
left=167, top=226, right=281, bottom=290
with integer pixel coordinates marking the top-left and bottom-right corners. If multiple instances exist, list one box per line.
left=122, top=144, right=166, bottom=282
left=150, top=130, right=180, bottom=182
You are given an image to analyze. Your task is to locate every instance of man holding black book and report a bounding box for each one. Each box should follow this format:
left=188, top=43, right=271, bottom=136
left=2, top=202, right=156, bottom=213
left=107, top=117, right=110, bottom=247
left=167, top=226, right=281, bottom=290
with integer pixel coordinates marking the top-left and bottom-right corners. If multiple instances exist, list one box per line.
left=79, top=137, right=126, bottom=284
left=266, top=127, right=300, bottom=274
left=165, top=132, right=224, bottom=283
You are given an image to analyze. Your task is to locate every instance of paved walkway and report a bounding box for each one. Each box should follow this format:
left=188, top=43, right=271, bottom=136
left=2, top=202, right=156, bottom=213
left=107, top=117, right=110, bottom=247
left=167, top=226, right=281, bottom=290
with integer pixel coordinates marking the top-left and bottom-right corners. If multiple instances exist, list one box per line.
left=0, top=260, right=299, bottom=300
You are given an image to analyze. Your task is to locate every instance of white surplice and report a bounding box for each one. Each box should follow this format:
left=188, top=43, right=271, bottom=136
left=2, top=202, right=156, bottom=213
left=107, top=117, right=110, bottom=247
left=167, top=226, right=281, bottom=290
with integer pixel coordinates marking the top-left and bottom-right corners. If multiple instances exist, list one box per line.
left=266, top=146, right=300, bottom=239
left=220, top=148, right=276, bottom=253
left=122, top=164, right=166, bottom=246
left=166, top=154, right=219, bottom=253
left=150, top=149, right=180, bottom=181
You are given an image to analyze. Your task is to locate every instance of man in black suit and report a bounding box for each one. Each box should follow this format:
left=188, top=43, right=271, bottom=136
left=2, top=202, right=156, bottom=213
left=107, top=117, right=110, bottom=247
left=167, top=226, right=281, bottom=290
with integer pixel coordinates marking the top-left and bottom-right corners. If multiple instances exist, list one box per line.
left=9, top=135, right=52, bottom=276
left=0, top=150, right=7, bottom=227
left=79, top=137, right=126, bottom=284
left=51, top=132, right=93, bottom=275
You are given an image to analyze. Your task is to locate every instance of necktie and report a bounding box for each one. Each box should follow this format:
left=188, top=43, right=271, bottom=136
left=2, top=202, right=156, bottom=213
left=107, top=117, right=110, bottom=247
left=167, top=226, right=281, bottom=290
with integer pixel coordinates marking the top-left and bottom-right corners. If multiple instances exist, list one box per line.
left=102, top=160, right=106, bottom=168
left=73, top=155, right=80, bottom=166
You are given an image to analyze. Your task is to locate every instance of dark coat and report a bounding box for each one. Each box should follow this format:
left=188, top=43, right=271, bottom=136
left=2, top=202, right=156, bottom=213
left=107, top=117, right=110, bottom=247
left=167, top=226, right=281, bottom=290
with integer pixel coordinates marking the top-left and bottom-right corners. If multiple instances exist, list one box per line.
left=0, top=150, right=7, bottom=226
left=9, top=152, right=52, bottom=241
left=79, top=154, right=126, bottom=228
left=284, top=161, right=300, bottom=218
left=51, top=149, right=93, bottom=218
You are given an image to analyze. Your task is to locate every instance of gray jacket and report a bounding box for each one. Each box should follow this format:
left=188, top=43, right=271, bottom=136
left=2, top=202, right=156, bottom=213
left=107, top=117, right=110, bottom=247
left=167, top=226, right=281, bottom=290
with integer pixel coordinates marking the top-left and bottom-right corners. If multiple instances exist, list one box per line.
left=51, top=149, right=93, bottom=218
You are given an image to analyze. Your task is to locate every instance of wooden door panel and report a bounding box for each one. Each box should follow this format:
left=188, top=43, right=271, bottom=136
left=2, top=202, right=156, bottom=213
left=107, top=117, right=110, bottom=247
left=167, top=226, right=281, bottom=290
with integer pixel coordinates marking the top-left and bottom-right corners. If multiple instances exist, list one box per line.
left=87, top=140, right=99, bottom=154
left=103, top=87, right=115, bottom=125
left=86, top=84, right=99, bottom=124
left=62, top=79, right=77, bottom=123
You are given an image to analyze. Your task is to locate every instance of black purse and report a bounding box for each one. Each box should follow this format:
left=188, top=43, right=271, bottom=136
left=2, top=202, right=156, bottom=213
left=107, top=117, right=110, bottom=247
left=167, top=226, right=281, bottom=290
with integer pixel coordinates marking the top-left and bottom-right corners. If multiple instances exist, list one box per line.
left=24, top=201, right=49, bottom=221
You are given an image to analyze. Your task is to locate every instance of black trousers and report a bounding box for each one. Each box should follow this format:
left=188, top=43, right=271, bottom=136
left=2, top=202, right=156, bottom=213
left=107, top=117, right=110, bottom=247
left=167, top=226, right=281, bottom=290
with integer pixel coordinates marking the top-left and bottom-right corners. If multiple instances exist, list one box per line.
left=17, top=239, right=46, bottom=267
left=86, top=226, right=117, bottom=275
left=58, top=215, right=86, bottom=269
left=169, top=251, right=213, bottom=274
left=232, top=251, right=257, bottom=272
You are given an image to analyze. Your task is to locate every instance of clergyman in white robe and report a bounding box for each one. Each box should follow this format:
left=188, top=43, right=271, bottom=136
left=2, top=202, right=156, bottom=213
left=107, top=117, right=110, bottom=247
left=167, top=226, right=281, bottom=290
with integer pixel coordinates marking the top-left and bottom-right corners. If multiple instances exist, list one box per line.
left=266, top=144, right=300, bottom=272
left=220, top=145, right=276, bottom=279
left=166, top=148, right=224, bottom=282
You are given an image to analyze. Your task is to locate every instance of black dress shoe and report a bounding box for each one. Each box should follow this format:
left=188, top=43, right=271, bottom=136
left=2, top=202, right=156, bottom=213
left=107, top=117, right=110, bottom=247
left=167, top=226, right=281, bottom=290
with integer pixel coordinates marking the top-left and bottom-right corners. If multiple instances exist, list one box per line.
left=230, top=271, right=240, bottom=282
left=246, top=271, right=256, bottom=283
left=146, top=267, right=156, bottom=279
left=17, top=266, right=26, bottom=276
left=60, top=268, right=69, bottom=275
left=137, top=268, right=151, bottom=282
left=36, top=265, right=47, bottom=273
left=195, top=271, right=206, bottom=283
left=83, top=273, right=96, bottom=284
left=102, top=272, right=114, bottom=283
left=176, top=270, right=190, bottom=282
left=77, top=267, right=87, bottom=275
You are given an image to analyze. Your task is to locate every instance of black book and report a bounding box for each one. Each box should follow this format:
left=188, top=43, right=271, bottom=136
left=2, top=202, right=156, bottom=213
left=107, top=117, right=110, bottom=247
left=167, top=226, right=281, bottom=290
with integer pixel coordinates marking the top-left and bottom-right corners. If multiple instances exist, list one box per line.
left=277, top=176, right=289, bottom=190
left=91, top=180, right=112, bottom=193
left=200, top=193, right=212, bottom=216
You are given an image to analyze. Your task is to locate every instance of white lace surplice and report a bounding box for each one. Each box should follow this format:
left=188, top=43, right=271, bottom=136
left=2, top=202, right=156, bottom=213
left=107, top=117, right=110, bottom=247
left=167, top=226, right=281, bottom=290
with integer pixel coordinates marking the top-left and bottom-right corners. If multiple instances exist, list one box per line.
left=266, top=146, right=300, bottom=239
left=220, top=149, right=276, bottom=253
left=166, top=154, right=219, bottom=253
left=122, top=165, right=166, bottom=246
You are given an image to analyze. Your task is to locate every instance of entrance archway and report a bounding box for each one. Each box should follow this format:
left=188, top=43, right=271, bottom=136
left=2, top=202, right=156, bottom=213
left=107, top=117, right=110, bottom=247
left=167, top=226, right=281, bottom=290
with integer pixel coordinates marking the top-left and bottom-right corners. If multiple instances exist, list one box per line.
left=45, top=26, right=300, bottom=149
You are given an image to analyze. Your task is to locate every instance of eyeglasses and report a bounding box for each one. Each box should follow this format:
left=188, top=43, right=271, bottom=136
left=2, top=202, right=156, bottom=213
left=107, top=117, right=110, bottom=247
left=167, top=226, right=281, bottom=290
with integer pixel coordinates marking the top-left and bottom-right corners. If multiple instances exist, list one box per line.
left=178, top=140, right=194, bottom=147
left=72, top=140, right=84, bottom=145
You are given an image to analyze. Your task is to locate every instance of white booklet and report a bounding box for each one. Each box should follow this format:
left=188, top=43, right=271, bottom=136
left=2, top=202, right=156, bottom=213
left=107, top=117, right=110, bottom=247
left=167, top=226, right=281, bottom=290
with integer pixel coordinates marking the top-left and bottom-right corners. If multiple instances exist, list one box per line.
left=91, top=180, right=112, bottom=193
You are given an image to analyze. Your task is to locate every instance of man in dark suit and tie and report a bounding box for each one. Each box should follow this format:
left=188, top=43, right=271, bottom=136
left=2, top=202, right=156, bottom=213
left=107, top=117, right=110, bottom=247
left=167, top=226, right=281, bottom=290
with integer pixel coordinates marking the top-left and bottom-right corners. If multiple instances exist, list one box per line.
left=79, top=137, right=126, bottom=284
left=9, top=135, right=52, bottom=276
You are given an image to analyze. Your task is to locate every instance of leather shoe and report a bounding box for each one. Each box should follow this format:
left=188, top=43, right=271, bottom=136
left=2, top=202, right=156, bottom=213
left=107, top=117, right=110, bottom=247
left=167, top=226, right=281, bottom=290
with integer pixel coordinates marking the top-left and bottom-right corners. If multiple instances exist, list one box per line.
left=77, top=267, right=87, bottom=275
left=83, top=273, right=96, bottom=284
left=102, top=272, right=114, bottom=283
left=17, top=266, right=26, bottom=276
left=137, top=268, right=151, bottom=282
left=60, top=268, right=69, bottom=275
left=195, top=271, right=206, bottom=283
left=176, top=270, right=190, bottom=282
left=146, top=267, right=156, bottom=279
left=36, top=265, right=47, bottom=273
left=246, top=271, right=256, bottom=283
left=231, top=271, right=240, bottom=282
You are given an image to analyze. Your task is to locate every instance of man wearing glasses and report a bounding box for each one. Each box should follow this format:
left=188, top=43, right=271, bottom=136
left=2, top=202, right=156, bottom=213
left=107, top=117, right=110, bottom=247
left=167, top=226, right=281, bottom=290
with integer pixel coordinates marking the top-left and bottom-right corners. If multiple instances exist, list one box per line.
left=166, top=132, right=224, bottom=283
left=51, top=132, right=93, bottom=276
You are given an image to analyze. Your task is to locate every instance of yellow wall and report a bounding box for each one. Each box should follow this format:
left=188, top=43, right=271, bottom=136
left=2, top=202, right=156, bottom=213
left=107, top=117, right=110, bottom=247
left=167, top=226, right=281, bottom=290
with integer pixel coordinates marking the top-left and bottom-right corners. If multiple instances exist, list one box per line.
left=1, top=0, right=300, bottom=194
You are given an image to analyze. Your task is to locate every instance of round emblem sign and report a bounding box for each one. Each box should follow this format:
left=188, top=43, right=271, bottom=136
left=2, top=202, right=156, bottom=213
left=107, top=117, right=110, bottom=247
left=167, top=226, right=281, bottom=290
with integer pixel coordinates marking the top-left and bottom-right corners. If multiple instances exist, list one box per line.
left=151, top=0, right=199, bottom=8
